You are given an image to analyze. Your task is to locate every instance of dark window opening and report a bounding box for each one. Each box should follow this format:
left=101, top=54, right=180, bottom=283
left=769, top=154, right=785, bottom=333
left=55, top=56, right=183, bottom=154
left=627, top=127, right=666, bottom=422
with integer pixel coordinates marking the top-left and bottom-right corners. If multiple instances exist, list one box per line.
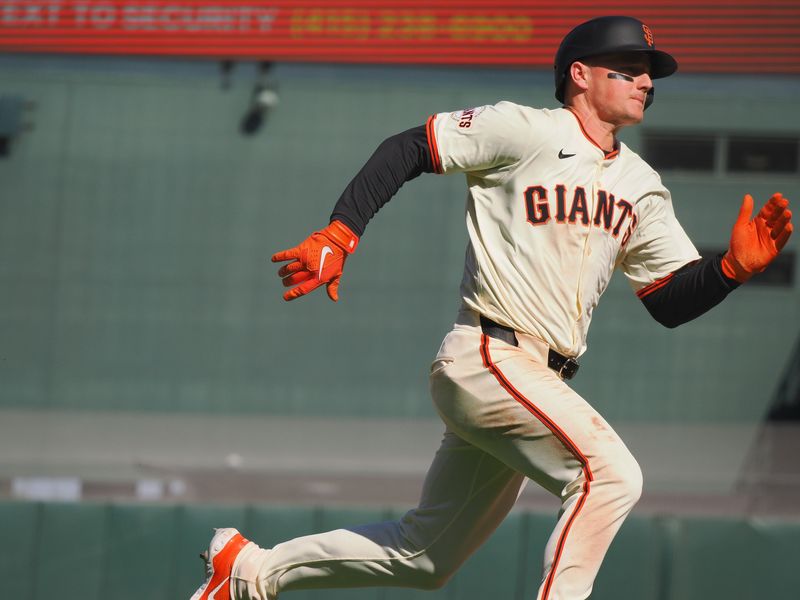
left=727, top=136, right=798, bottom=174
left=642, top=133, right=715, bottom=172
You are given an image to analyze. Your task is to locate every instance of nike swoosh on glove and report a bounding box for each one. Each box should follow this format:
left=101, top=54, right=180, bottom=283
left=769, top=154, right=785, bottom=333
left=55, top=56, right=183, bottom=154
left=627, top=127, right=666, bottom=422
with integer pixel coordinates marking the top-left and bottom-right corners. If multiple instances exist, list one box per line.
left=722, top=192, right=793, bottom=283
left=271, top=220, right=359, bottom=301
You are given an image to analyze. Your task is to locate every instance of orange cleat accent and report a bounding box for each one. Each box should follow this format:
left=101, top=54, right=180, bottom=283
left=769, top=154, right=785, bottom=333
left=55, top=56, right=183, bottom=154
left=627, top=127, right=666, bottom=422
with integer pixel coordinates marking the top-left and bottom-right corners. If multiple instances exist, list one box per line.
left=190, top=528, right=250, bottom=600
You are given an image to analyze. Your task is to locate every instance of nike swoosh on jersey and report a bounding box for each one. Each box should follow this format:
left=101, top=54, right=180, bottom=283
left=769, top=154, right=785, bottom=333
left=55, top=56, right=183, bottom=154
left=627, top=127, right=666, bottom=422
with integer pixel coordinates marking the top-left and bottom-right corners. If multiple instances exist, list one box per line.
left=558, top=149, right=576, bottom=159
left=318, top=246, right=334, bottom=280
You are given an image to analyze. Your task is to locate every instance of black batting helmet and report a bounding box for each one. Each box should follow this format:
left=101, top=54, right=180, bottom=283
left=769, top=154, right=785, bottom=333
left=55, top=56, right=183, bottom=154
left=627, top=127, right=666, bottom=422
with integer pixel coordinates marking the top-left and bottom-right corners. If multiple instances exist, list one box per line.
left=554, top=16, right=678, bottom=108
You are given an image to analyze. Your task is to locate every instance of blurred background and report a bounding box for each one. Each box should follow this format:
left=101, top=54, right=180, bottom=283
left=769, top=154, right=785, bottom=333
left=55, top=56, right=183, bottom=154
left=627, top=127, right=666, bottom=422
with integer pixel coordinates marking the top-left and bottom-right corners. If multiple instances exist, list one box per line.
left=0, top=1, right=799, bottom=599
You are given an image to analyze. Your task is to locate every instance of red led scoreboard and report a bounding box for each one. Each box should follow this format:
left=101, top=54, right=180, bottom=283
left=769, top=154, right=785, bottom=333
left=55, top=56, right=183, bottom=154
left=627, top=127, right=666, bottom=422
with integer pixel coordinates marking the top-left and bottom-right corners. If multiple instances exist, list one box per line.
left=1, top=1, right=798, bottom=73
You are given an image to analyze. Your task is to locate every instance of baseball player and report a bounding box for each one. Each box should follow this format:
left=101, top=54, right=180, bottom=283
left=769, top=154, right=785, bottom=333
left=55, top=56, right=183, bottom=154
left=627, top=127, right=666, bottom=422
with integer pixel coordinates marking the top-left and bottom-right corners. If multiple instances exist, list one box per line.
left=192, top=16, right=793, bottom=600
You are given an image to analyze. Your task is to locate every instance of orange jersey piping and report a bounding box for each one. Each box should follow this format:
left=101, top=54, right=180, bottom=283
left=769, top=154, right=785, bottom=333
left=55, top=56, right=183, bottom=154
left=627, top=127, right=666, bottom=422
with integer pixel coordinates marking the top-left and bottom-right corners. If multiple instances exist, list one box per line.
left=425, top=114, right=443, bottom=174
left=565, top=107, right=620, bottom=160
left=480, top=334, right=593, bottom=600
left=636, top=273, right=675, bottom=299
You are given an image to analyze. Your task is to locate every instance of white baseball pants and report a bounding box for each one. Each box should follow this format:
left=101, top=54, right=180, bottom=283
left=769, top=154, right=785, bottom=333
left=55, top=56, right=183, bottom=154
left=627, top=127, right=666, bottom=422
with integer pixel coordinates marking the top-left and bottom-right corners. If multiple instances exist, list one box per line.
left=233, top=309, right=642, bottom=600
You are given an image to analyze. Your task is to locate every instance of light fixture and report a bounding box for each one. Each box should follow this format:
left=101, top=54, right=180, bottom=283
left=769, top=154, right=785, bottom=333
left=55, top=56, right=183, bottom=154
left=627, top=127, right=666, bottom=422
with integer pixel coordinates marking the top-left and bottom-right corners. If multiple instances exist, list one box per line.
left=240, top=62, right=279, bottom=136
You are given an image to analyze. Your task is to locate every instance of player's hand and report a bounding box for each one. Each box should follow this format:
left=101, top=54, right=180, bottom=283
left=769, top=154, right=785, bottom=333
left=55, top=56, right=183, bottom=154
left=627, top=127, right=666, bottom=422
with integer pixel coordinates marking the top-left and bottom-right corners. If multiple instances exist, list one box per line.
left=721, top=193, right=793, bottom=283
left=271, top=220, right=359, bottom=302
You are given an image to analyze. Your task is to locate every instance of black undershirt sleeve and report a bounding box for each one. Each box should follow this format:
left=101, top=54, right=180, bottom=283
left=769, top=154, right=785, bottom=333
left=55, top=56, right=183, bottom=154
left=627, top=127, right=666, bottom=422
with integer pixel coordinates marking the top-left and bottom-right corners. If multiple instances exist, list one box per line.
left=639, top=254, right=741, bottom=328
left=329, top=125, right=434, bottom=236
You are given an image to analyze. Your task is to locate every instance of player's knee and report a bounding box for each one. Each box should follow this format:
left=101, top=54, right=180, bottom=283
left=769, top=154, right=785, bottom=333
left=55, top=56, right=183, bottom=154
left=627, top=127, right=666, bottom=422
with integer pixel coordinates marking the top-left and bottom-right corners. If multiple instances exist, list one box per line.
left=426, top=574, right=453, bottom=591
left=396, top=515, right=459, bottom=590
left=615, top=454, right=643, bottom=507
left=394, top=554, right=455, bottom=590
left=597, top=449, right=643, bottom=508
left=408, top=551, right=459, bottom=590
left=413, top=565, right=456, bottom=590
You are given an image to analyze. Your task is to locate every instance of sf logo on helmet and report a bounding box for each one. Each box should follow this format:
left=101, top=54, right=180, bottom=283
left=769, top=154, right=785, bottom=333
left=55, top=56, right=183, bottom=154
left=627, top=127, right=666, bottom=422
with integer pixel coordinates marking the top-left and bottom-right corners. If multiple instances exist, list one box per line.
left=642, top=24, right=654, bottom=47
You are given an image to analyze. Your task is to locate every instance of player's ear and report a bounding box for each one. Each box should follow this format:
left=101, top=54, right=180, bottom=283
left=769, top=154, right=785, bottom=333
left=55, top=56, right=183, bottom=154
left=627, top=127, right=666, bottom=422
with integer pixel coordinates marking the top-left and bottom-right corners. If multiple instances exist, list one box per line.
left=565, top=60, right=591, bottom=97
left=569, top=61, right=591, bottom=93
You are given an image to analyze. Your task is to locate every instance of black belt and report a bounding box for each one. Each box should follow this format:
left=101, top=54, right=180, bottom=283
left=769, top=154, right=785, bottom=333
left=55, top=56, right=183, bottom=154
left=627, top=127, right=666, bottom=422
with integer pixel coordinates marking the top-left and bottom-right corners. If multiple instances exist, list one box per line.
left=479, top=316, right=580, bottom=380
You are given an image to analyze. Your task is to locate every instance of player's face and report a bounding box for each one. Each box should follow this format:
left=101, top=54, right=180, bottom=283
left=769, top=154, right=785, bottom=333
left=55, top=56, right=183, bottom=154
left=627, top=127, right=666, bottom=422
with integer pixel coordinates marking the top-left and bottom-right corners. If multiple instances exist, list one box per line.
left=584, top=54, right=653, bottom=127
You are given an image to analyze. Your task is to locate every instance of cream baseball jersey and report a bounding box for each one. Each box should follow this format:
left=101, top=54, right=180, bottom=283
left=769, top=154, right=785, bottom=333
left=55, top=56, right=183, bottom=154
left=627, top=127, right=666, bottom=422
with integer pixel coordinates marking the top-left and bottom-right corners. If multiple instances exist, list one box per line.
left=426, top=102, right=701, bottom=357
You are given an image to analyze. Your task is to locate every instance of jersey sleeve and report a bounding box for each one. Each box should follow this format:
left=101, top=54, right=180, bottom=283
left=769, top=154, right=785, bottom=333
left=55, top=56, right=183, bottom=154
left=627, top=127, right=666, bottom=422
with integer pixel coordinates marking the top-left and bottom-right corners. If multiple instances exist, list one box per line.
left=620, top=189, right=702, bottom=294
left=427, top=101, right=537, bottom=179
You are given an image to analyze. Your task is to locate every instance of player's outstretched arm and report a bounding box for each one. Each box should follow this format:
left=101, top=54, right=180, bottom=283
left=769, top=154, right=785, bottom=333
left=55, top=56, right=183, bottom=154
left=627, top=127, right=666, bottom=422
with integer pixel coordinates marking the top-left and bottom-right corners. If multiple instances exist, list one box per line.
left=271, top=124, right=435, bottom=302
left=271, top=220, right=359, bottom=302
left=721, top=192, right=793, bottom=282
left=638, top=193, right=793, bottom=328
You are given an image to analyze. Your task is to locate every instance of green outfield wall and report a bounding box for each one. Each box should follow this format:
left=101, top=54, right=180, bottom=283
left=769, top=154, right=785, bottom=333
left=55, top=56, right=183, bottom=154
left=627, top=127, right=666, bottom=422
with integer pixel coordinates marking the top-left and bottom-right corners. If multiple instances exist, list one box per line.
left=0, top=57, right=798, bottom=422
left=1, top=500, right=799, bottom=600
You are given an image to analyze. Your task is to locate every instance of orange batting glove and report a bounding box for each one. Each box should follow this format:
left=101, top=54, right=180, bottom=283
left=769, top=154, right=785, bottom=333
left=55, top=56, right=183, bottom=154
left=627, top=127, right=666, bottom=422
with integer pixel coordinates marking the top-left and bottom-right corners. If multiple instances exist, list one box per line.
left=721, top=193, right=793, bottom=283
left=271, top=220, right=359, bottom=302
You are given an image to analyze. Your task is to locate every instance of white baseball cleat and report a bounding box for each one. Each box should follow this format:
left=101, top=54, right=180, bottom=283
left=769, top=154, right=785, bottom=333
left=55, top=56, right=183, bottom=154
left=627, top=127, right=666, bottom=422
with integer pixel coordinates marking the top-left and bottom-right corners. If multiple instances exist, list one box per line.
left=190, top=528, right=250, bottom=600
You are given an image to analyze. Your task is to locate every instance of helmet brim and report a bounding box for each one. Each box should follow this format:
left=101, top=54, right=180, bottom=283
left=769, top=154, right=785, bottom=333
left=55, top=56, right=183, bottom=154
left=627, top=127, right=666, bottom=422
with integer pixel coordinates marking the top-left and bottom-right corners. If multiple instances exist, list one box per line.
left=647, top=49, right=678, bottom=79
left=576, top=48, right=678, bottom=79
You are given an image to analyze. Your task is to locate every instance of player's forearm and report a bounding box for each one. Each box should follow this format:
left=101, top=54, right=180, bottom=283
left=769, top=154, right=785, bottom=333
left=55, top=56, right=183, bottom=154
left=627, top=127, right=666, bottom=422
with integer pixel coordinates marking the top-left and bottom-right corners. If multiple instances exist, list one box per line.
left=330, top=125, right=434, bottom=236
left=638, top=255, right=740, bottom=328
